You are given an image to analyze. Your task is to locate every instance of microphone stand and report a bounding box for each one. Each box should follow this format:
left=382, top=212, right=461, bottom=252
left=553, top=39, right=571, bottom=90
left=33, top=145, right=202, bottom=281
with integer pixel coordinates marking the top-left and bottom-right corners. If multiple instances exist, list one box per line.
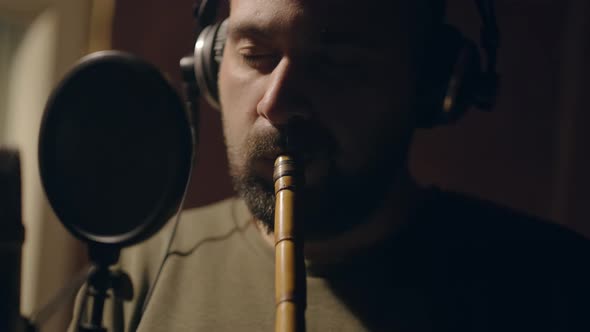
left=25, top=265, right=95, bottom=332
left=32, top=51, right=192, bottom=332
left=76, top=244, right=132, bottom=332
left=20, top=245, right=132, bottom=332
left=0, top=148, right=28, bottom=332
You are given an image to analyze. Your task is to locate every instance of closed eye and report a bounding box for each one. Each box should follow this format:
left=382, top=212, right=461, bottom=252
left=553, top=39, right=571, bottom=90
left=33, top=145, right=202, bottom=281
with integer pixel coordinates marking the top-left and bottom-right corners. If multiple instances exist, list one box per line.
left=232, top=37, right=281, bottom=72
left=239, top=53, right=280, bottom=71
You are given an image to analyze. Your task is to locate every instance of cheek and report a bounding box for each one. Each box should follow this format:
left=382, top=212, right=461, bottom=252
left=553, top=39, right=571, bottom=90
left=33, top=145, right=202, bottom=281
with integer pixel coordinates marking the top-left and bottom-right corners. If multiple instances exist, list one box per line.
left=218, top=54, right=265, bottom=162
left=311, top=77, right=414, bottom=173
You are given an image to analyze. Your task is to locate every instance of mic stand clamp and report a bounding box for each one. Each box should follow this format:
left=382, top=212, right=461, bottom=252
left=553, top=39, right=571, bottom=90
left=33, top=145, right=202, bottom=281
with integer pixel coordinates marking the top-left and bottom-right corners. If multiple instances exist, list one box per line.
left=78, top=244, right=133, bottom=332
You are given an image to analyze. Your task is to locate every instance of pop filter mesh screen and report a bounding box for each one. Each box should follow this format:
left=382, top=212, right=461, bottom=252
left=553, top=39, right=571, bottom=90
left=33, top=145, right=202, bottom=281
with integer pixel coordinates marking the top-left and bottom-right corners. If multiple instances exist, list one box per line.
left=39, top=54, right=192, bottom=245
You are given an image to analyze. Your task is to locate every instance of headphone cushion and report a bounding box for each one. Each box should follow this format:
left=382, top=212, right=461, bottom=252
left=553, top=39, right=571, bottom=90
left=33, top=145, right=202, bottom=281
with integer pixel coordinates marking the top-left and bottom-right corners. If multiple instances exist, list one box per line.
left=415, top=25, right=482, bottom=128
left=194, top=19, right=228, bottom=109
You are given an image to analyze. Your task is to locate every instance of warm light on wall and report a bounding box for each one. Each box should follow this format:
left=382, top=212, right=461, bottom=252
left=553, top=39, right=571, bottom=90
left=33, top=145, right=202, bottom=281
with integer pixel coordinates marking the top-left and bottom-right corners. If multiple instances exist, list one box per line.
left=0, top=0, right=113, bottom=331
left=88, top=0, right=115, bottom=52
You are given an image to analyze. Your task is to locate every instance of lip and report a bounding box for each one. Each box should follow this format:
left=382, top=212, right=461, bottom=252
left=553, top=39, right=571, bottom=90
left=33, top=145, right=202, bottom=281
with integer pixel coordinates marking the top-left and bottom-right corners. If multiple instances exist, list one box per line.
left=260, top=152, right=314, bottom=164
left=252, top=152, right=331, bottom=189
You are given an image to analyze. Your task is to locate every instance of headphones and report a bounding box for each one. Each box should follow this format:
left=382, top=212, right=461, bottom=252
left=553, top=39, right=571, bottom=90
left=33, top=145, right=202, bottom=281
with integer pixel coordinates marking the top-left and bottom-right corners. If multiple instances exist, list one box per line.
left=184, top=0, right=500, bottom=128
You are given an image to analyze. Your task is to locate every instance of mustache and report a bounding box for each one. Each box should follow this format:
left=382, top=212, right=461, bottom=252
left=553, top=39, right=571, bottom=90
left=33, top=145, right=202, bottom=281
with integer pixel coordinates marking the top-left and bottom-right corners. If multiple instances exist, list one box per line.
left=245, top=121, right=339, bottom=161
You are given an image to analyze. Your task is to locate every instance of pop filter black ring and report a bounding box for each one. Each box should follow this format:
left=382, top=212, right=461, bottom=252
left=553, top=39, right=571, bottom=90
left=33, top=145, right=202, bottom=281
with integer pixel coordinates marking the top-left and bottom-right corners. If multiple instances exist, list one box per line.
left=38, top=50, right=195, bottom=248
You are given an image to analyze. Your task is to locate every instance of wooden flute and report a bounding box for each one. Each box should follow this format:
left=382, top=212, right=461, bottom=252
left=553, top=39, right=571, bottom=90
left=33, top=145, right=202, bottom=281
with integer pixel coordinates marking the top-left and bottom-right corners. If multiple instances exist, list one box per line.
left=273, top=153, right=306, bottom=332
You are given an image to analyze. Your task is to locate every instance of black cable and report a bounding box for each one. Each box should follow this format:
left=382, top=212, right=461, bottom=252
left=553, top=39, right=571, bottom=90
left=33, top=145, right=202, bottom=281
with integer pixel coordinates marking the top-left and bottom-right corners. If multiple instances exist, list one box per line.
left=195, top=0, right=218, bottom=28
left=139, top=164, right=194, bottom=316
left=139, top=55, right=199, bottom=317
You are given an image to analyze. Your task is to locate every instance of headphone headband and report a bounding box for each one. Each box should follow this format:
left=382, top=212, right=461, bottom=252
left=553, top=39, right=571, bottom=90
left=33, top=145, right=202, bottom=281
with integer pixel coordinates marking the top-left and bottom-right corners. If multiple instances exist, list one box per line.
left=195, top=0, right=219, bottom=28
left=190, top=0, right=500, bottom=120
left=193, top=0, right=499, bottom=75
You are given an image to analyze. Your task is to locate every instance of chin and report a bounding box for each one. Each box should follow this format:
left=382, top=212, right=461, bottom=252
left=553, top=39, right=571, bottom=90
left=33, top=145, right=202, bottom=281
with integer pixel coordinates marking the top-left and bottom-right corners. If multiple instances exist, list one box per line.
left=237, top=145, right=403, bottom=239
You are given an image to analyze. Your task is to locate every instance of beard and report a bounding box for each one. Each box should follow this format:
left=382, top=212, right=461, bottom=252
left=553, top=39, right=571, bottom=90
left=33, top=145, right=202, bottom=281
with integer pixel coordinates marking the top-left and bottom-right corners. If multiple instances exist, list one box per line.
left=229, top=120, right=411, bottom=241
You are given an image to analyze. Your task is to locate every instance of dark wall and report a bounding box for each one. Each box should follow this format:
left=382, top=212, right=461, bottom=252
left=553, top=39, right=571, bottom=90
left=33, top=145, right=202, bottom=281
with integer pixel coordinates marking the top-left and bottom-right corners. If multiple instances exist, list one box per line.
left=412, top=0, right=590, bottom=237
left=112, top=0, right=233, bottom=209
left=413, top=1, right=564, bottom=215
left=111, top=0, right=590, bottom=237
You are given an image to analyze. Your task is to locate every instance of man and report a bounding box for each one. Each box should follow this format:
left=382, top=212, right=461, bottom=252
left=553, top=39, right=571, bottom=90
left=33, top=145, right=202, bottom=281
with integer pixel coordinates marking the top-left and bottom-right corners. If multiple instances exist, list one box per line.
left=72, top=0, right=590, bottom=331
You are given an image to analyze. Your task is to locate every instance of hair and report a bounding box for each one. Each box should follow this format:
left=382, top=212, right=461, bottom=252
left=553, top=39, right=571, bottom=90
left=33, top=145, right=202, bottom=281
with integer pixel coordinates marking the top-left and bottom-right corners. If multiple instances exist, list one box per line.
left=195, top=0, right=447, bottom=21
left=430, top=0, right=447, bottom=22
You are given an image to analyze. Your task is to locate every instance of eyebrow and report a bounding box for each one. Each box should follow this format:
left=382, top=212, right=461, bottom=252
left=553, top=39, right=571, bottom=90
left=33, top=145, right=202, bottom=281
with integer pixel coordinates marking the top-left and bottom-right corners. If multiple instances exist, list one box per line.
left=227, top=21, right=278, bottom=41
left=227, top=20, right=390, bottom=55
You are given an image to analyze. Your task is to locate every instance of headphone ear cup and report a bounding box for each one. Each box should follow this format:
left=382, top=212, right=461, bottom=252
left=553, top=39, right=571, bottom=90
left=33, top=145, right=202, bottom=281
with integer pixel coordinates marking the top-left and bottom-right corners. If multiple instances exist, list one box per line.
left=194, top=19, right=228, bottom=110
left=415, top=25, right=482, bottom=128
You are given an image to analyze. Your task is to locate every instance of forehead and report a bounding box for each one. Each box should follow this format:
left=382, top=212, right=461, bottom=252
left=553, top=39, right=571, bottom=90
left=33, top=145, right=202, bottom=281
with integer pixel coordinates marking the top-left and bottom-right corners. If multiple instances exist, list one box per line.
left=228, top=0, right=413, bottom=40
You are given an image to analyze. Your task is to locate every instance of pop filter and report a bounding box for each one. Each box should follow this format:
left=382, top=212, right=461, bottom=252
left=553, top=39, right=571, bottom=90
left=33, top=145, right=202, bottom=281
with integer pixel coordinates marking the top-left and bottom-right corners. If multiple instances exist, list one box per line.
left=38, top=51, right=194, bottom=248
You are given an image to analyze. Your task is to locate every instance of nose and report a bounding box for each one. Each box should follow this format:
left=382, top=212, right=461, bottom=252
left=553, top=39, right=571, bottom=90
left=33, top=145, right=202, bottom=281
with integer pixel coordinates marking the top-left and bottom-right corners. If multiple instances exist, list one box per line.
left=256, top=57, right=311, bottom=126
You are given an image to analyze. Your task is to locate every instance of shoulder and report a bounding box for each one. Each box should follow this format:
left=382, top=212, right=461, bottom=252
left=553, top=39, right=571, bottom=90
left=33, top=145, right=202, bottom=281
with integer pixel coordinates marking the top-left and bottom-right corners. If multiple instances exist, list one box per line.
left=116, top=197, right=248, bottom=329
left=422, top=187, right=590, bottom=246
left=180, top=196, right=245, bottom=226
left=419, top=188, right=590, bottom=327
left=119, top=197, right=245, bottom=287
left=68, top=198, right=248, bottom=332
left=418, top=188, right=590, bottom=276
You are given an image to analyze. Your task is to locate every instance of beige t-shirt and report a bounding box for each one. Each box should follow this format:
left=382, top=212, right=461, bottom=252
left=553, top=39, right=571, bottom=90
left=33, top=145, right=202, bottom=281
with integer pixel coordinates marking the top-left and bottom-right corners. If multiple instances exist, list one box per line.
left=71, top=198, right=426, bottom=331
left=70, top=191, right=590, bottom=331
